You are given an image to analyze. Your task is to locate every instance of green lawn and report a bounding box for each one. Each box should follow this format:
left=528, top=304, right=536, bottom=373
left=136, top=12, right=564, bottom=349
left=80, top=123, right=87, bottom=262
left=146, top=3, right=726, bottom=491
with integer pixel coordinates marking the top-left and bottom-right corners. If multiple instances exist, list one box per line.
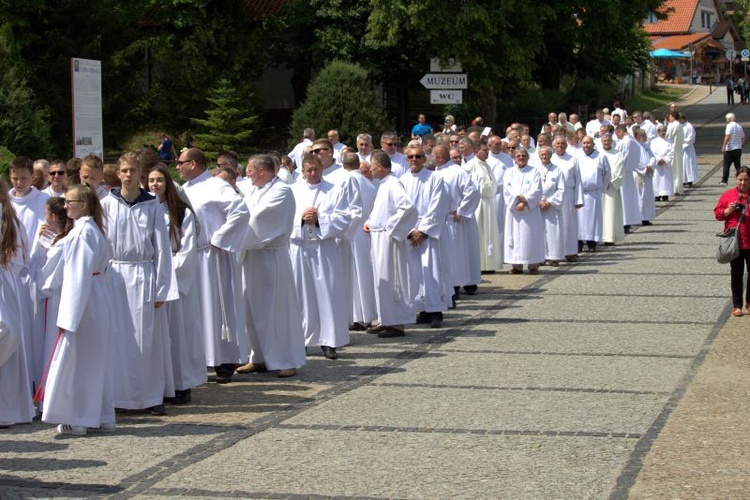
left=628, top=85, right=690, bottom=113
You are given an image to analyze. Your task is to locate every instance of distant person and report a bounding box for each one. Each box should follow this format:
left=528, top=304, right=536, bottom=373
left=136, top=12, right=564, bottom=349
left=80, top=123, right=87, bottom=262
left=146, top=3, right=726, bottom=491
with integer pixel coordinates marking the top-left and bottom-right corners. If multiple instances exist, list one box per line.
left=726, top=75, right=735, bottom=106
left=158, top=133, right=176, bottom=163
left=411, top=113, right=433, bottom=139
left=721, top=113, right=745, bottom=186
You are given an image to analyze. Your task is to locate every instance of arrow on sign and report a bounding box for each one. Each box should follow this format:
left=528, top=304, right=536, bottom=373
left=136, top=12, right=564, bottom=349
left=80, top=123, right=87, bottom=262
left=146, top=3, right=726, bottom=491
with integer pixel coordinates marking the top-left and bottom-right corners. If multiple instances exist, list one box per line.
left=420, top=73, right=468, bottom=90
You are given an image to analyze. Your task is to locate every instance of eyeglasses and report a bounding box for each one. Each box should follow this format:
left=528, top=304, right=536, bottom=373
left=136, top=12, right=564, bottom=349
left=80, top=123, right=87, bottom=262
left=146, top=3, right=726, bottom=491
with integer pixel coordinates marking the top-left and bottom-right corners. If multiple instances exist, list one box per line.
left=407, top=154, right=424, bottom=159
left=176, top=159, right=193, bottom=166
left=49, top=171, right=65, bottom=176
left=310, top=148, right=330, bottom=154
left=64, top=199, right=84, bottom=205
left=217, top=161, right=231, bottom=168
left=383, top=142, right=397, bottom=147
left=449, top=140, right=459, bottom=144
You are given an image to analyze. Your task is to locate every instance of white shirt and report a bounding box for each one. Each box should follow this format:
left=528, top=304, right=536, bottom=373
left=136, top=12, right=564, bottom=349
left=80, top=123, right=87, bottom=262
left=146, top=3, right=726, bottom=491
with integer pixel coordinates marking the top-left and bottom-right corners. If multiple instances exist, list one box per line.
left=725, top=121, right=745, bottom=151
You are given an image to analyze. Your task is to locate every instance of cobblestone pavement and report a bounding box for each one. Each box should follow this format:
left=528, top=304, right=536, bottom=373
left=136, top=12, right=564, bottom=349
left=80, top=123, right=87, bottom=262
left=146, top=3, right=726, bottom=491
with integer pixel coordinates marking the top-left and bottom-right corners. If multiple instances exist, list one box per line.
left=1, top=85, right=748, bottom=499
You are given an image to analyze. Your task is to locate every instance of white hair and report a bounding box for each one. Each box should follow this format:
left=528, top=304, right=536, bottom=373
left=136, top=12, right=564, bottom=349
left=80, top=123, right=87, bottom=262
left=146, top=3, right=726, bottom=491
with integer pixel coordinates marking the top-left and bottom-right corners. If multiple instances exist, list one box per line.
left=726, top=113, right=736, bottom=121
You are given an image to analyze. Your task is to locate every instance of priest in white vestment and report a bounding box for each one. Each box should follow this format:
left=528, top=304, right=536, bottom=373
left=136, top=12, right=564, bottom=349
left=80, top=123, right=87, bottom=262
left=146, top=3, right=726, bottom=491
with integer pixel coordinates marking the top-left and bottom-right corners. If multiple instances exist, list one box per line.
left=536, top=147, right=565, bottom=264
left=614, top=126, right=643, bottom=231
left=634, top=130, right=656, bottom=224
left=400, top=146, right=449, bottom=328
left=463, top=142, right=502, bottom=272
left=651, top=126, right=675, bottom=201
left=551, top=136, right=584, bottom=261
left=666, top=112, right=684, bottom=195
left=364, top=151, right=419, bottom=338
left=212, top=155, right=305, bottom=378
left=503, top=148, right=545, bottom=274
left=177, top=148, right=248, bottom=383
left=576, top=136, right=611, bottom=252
left=102, top=155, right=177, bottom=413
left=600, top=134, right=625, bottom=245
left=680, top=114, right=699, bottom=186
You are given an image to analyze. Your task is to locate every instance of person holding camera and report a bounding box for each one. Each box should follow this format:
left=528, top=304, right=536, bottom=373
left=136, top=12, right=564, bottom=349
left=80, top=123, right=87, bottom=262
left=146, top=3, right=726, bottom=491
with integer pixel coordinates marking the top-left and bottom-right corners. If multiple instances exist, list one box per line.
left=714, top=166, right=750, bottom=316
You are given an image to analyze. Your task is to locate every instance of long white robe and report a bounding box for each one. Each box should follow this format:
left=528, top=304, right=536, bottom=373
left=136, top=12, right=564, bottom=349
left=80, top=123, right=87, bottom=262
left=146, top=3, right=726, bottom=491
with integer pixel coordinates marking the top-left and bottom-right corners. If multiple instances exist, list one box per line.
left=601, top=149, right=625, bottom=244
left=635, top=142, right=657, bottom=222
left=616, top=135, right=643, bottom=226
left=681, top=121, right=699, bottom=184
left=101, top=191, right=177, bottom=409
left=367, top=174, right=419, bottom=326
left=289, top=179, right=351, bottom=349
left=212, top=178, right=305, bottom=371
left=182, top=170, right=248, bottom=367
left=0, top=215, right=34, bottom=425
left=401, top=167, right=449, bottom=314
left=464, top=158, right=502, bottom=271
left=160, top=205, right=207, bottom=391
left=41, top=217, right=115, bottom=428
left=666, top=120, right=684, bottom=194
left=347, top=171, right=377, bottom=324
left=537, top=162, right=565, bottom=261
left=488, top=153, right=512, bottom=240
left=551, top=152, right=584, bottom=256
left=576, top=150, right=611, bottom=242
left=434, top=161, right=480, bottom=288
left=503, top=165, right=545, bottom=265
left=650, top=137, right=675, bottom=197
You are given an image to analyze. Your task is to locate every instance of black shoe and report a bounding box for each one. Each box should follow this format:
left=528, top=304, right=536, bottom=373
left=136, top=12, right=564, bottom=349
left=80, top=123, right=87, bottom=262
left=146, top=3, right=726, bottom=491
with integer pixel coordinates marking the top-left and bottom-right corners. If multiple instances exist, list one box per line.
left=349, top=322, right=367, bottom=331
left=624, top=225, right=631, bottom=234
left=429, top=313, right=442, bottom=329
left=167, top=390, right=191, bottom=405
left=463, top=285, right=478, bottom=295
left=416, top=311, right=430, bottom=324
left=147, top=404, right=166, bottom=416
left=642, top=220, right=653, bottom=226
left=578, top=241, right=584, bottom=253
left=377, top=327, right=405, bottom=338
left=321, top=346, right=338, bottom=360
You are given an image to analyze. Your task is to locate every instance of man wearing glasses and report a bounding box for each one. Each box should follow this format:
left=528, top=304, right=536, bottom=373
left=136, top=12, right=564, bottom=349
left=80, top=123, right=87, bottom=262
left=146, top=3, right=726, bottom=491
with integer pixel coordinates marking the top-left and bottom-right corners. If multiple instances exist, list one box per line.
left=380, top=132, right=408, bottom=176
left=309, top=139, right=340, bottom=179
left=43, top=160, right=67, bottom=197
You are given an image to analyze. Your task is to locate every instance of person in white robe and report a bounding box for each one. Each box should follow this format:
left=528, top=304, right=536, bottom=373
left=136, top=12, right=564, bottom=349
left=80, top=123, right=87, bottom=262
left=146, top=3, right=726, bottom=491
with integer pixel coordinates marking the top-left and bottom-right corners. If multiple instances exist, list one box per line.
left=148, top=165, right=206, bottom=405
left=101, top=154, right=177, bottom=414
left=0, top=183, right=35, bottom=428
left=432, top=145, right=481, bottom=305
left=400, top=146, right=449, bottom=328
left=503, top=148, right=545, bottom=274
left=634, top=130, right=656, bottom=224
left=288, top=155, right=352, bottom=359
left=463, top=142, right=502, bottom=272
left=614, top=126, right=643, bottom=232
left=177, top=148, right=248, bottom=384
left=41, top=184, right=115, bottom=436
left=42, top=160, right=66, bottom=198
left=680, top=114, right=699, bottom=186
left=600, top=134, right=625, bottom=245
left=551, top=135, right=584, bottom=261
left=576, top=136, right=611, bottom=252
left=288, top=128, right=315, bottom=170
left=364, top=151, right=419, bottom=338
left=651, top=126, right=675, bottom=201
left=212, top=154, right=305, bottom=378
left=80, top=154, right=110, bottom=200
left=666, top=111, right=684, bottom=195
left=536, top=147, right=565, bottom=264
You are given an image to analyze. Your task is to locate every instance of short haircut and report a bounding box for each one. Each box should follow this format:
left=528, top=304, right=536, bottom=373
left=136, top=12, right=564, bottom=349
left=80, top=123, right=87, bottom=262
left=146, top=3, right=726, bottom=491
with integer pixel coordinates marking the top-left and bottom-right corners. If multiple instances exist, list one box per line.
left=217, top=150, right=239, bottom=169
left=82, top=154, right=103, bottom=171
left=312, top=139, right=333, bottom=150
left=370, top=150, right=391, bottom=170
left=10, top=156, right=33, bottom=175
left=183, top=148, right=207, bottom=170
left=250, top=154, right=275, bottom=174
left=301, top=154, right=322, bottom=170
left=356, top=133, right=372, bottom=144
left=117, top=152, right=142, bottom=171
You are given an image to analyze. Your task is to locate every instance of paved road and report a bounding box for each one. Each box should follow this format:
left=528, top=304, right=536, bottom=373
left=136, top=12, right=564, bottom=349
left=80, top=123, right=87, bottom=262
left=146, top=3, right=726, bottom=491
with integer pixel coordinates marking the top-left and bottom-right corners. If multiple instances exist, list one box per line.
left=1, top=85, right=748, bottom=499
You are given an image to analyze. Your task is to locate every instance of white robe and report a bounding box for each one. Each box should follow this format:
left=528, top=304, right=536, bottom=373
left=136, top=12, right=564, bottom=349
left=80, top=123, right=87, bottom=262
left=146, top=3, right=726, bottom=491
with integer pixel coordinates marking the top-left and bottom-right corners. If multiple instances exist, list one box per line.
left=0, top=216, right=34, bottom=425
left=289, top=180, right=351, bottom=349
left=666, top=120, right=684, bottom=194
left=367, top=174, right=419, bottom=326
left=650, top=137, right=675, bottom=197
left=635, top=142, right=657, bottom=222
left=503, top=165, right=545, bottom=265
left=400, top=167, right=449, bottom=313
left=601, top=149, right=625, bottom=244
left=434, top=161, right=481, bottom=288
left=183, top=170, right=248, bottom=367
left=681, top=121, right=699, bottom=184
left=212, top=178, right=305, bottom=371
left=537, top=163, right=565, bottom=261
left=102, top=191, right=177, bottom=409
left=616, top=135, right=643, bottom=226
left=347, top=171, right=378, bottom=324
left=41, top=217, right=115, bottom=428
left=464, top=158, right=502, bottom=271
left=551, top=152, right=584, bottom=256
left=576, top=150, right=611, bottom=242
left=160, top=205, right=207, bottom=391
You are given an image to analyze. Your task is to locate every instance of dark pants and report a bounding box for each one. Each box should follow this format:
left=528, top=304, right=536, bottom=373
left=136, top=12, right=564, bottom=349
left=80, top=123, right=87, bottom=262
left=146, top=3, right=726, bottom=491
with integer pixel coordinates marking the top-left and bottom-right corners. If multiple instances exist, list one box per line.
left=722, top=149, right=742, bottom=183
left=730, top=249, right=750, bottom=308
left=728, top=87, right=735, bottom=105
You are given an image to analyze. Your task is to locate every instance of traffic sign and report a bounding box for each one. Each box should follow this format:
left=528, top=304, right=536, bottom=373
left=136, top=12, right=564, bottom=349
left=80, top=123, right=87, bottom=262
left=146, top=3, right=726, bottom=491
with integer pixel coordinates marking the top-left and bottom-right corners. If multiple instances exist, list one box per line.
left=430, top=58, right=462, bottom=73
left=430, top=90, right=463, bottom=104
left=420, top=73, right=468, bottom=90
left=726, top=49, right=737, bottom=60
left=742, top=49, right=749, bottom=58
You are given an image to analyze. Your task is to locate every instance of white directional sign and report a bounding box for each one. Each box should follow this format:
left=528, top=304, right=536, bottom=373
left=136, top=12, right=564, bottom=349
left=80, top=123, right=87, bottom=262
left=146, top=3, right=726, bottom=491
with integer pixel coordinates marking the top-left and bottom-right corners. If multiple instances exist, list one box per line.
left=430, top=90, right=463, bottom=104
left=726, top=49, right=737, bottom=60
left=430, top=58, right=462, bottom=73
left=420, top=73, right=468, bottom=90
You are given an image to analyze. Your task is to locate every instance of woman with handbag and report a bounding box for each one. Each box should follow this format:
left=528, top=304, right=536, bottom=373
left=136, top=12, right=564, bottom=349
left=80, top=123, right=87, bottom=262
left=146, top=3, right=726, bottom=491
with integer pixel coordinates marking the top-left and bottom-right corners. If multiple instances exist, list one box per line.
left=715, top=166, right=750, bottom=316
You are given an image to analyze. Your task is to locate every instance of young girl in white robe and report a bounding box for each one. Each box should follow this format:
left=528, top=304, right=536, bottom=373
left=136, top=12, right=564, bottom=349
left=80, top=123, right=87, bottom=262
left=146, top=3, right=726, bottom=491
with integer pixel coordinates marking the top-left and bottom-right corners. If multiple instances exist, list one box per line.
left=41, top=184, right=116, bottom=436
left=0, top=178, right=35, bottom=427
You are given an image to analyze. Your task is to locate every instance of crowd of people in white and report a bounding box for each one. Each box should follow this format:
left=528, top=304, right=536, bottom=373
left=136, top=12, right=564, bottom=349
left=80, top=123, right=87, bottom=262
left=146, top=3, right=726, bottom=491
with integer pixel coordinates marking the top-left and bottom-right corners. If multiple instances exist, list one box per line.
left=0, top=102, right=696, bottom=436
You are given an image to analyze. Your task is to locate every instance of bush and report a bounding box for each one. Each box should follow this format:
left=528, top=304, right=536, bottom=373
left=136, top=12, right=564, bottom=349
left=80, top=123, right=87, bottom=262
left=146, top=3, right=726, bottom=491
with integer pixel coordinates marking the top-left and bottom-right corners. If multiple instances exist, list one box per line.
left=0, top=146, right=16, bottom=179
left=288, top=60, right=392, bottom=148
left=0, top=62, right=52, bottom=159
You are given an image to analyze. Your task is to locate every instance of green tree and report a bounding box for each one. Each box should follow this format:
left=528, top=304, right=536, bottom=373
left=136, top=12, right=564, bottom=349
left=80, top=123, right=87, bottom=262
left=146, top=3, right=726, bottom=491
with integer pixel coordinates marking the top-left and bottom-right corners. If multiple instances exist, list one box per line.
left=191, top=78, right=257, bottom=156
left=288, top=60, right=392, bottom=147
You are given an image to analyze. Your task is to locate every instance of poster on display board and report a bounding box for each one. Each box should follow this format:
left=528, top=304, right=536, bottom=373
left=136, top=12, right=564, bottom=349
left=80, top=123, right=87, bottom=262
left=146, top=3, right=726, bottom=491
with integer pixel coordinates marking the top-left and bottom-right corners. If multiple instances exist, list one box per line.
left=71, top=58, right=104, bottom=159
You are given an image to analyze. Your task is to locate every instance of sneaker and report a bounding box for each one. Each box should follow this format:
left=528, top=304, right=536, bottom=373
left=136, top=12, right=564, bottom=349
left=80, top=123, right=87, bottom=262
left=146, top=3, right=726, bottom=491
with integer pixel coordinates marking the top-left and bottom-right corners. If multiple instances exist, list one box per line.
left=90, top=423, right=116, bottom=434
left=719, top=181, right=728, bottom=186
left=57, top=424, right=86, bottom=436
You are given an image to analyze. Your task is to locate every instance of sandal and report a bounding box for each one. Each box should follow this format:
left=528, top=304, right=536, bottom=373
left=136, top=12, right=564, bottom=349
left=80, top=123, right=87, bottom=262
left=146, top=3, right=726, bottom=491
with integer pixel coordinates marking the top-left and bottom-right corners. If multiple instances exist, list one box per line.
left=733, top=308, right=743, bottom=317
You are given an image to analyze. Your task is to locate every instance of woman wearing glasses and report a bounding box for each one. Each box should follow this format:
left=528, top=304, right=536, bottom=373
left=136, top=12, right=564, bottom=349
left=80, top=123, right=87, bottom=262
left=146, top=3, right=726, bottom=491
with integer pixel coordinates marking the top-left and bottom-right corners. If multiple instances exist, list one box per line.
left=41, top=184, right=116, bottom=436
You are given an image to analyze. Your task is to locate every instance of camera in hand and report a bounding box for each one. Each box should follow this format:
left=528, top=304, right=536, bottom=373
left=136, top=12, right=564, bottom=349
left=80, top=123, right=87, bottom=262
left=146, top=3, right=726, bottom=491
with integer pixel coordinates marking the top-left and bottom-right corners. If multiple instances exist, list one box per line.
left=737, top=203, right=746, bottom=211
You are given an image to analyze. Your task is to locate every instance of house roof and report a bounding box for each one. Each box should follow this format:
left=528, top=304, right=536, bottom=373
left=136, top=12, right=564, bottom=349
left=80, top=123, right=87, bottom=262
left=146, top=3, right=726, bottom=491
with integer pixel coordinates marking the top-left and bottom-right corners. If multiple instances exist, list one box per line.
left=713, top=20, right=731, bottom=38
left=643, top=0, right=700, bottom=35
left=651, top=32, right=723, bottom=51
